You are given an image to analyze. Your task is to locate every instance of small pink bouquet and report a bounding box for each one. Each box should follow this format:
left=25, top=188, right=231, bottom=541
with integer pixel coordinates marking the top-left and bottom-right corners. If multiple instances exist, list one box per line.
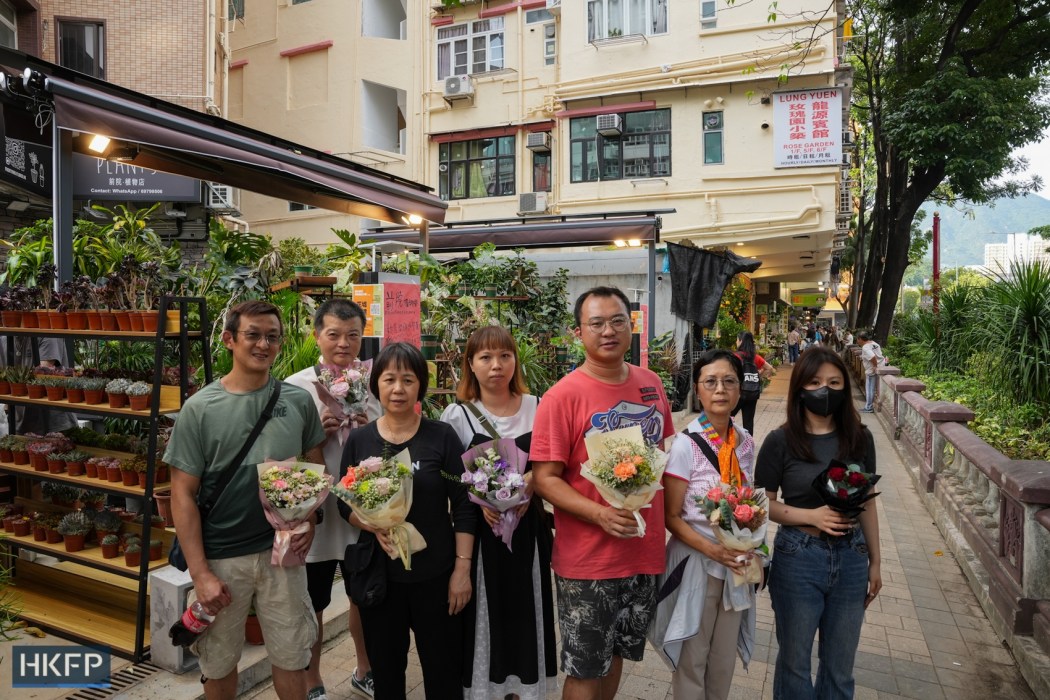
left=697, top=483, right=769, bottom=585
left=258, top=459, right=331, bottom=567
left=314, top=360, right=371, bottom=445
left=459, top=438, right=530, bottom=551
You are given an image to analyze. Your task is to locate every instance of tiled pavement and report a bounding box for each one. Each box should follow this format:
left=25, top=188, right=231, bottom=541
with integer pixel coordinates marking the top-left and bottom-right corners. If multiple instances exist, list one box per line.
left=242, top=368, right=1036, bottom=700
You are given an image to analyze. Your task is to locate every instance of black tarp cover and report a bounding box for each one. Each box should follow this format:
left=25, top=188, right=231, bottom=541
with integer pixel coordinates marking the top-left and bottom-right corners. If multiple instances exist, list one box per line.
left=668, top=242, right=762, bottom=327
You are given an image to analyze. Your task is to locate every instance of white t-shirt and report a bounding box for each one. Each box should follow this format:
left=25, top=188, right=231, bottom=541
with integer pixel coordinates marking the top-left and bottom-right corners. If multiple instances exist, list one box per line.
left=860, top=341, right=885, bottom=376
left=284, top=364, right=381, bottom=562
left=440, top=395, right=539, bottom=449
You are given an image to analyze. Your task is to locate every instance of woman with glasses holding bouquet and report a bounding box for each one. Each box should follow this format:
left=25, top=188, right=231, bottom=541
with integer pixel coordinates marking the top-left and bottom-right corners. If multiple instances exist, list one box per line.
left=650, top=349, right=758, bottom=700
left=755, top=347, right=881, bottom=700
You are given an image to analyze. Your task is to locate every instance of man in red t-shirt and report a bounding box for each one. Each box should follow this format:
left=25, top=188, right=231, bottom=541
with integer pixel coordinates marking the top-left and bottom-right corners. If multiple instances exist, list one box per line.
left=532, top=286, right=674, bottom=700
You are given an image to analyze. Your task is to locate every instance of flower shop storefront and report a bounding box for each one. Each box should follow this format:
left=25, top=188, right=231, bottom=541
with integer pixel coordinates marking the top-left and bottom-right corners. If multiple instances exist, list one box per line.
left=0, top=47, right=446, bottom=661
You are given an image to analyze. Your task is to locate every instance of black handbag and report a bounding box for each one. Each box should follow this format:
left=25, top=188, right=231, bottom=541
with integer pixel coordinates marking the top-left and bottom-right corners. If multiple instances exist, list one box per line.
left=343, top=533, right=387, bottom=608
left=169, top=382, right=283, bottom=571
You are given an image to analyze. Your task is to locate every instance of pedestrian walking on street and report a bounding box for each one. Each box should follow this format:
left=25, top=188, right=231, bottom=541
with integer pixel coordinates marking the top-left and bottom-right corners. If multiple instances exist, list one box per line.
left=857, top=331, right=885, bottom=413
left=441, top=325, right=556, bottom=700
left=755, top=347, right=882, bottom=700
left=732, top=331, right=774, bottom=436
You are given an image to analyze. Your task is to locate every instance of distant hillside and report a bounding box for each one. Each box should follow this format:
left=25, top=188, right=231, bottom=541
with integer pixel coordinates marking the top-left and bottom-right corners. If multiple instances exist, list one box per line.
left=918, top=194, right=1050, bottom=266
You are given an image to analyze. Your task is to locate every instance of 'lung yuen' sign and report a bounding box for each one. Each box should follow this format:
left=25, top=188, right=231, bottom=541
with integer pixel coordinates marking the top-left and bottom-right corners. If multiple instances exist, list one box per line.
left=772, top=87, right=844, bottom=168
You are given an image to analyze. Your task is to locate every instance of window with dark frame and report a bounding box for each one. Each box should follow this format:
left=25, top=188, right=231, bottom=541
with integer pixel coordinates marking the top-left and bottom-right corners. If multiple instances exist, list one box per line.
left=56, top=20, right=105, bottom=79
left=229, top=0, right=245, bottom=20
left=533, top=152, right=551, bottom=192
left=569, top=108, right=671, bottom=183
left=703, top=110, right=724, bottom=164
left=289, top=202, right=317, bottom=211
left=438, top=135, right=516, bottom=201
left=0, top=1, right=16, bottom=50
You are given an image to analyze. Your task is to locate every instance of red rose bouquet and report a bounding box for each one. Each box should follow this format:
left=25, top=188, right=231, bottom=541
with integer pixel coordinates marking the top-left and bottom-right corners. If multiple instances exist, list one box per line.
left=811, top=460, right=881, bottom=518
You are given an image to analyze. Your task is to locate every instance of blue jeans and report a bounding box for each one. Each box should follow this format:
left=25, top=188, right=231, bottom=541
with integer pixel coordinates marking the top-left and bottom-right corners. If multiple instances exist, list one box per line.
left=788, top=344, right=800, bottom=363
left=769, top=526, right=870, bottom=700
left=864, top=374, right=877, bottom=411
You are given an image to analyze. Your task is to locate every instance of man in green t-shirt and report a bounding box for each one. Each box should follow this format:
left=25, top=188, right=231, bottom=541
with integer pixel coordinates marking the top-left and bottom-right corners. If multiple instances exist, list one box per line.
left=165, top=300, right=325, bottom=700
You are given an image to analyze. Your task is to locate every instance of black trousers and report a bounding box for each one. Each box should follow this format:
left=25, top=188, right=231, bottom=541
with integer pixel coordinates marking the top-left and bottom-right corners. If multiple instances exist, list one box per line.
left=733, top=397, right=758, bottom=435
left=359, top=569, right=464, bottom=700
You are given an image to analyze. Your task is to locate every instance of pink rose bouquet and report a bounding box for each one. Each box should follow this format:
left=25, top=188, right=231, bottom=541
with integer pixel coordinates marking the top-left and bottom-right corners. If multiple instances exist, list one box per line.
left=314, top=360, right=372, bottom=445
left=697, top=483, right=769, bottom=585
left=258, top=459, right=331, bottom=567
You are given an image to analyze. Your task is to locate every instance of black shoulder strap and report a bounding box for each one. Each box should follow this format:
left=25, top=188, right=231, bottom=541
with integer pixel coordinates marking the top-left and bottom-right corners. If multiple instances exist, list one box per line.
left=462, top=401, right=500, bottom=440
left=683, top=429, right=720, bottom=468
left=199, top=381, right=283, bottom=520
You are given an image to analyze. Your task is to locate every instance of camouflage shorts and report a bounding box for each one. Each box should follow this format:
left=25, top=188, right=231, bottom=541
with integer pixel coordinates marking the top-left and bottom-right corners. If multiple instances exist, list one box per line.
left=555, top=573, right=657, bottom=679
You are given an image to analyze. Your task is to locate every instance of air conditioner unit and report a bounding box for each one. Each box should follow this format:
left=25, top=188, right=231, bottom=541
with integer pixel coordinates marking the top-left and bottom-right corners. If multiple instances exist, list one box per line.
left=526, top=132, right=551, bottom=152
left=518, top=191, right=549, bottom=214
left=833, top=238, right=847, bottom=249
left=443, top=75, right=474, bottom=101
left=206, top=183, right=239, bottom=212
left=596, top=113, right=622, bottom=137
left=546, top=0, right=561, bottom=14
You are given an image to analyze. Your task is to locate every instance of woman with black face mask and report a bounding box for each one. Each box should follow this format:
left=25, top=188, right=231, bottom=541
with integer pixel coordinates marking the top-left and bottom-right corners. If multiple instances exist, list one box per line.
left=754, top=347, right=882, bottom=700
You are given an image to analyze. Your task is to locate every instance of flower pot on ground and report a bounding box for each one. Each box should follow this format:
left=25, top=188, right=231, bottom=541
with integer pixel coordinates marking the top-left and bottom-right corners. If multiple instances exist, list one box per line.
left=244, top=614, right=264, bottom=645
left=124, top=544, right=141, bottom=567
left=100, top=534, right=120, bottom=559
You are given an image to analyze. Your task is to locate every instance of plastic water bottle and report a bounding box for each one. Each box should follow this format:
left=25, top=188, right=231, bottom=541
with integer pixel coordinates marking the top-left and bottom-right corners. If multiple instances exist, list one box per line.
left=169, top=599, right=214, bottom=647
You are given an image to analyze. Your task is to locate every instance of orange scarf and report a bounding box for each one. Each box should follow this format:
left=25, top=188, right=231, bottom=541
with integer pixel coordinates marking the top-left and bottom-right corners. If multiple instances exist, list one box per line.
left=719, top=427, right=742, bottom=488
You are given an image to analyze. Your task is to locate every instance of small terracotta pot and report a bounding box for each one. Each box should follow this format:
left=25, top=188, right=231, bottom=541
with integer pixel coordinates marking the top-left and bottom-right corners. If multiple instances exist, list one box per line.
left=107, top=392, right=128, bottom=409
left=66, top=387, right=85, bottom=404
left=107, top=465, right=123, bottom=482
left=27, top=384, right=46, bottom=399
left=2, top=516, right=13, bottom=532
left=149, top=543, right=163, bottom=561
left=85, top=462, right=99, bottom=479
left=128, top=394, right=151, bottom=411
left=0, top=310, right=22, bottom=327
left=120, top=470, right=137, bottom=486
left=13, top=520, right=31, bottom=537
left=129, top=312, right=145, bottom=332
left=66, top=311, right=88, bottom=330
left=155, top=465, right=169, bottom=483
left=30, top=453, right=48, bottom=471
left=101, top=542, right=120, bottom=559
left=115, top=312, right=133, bottom=331
left=45, top=385, right=65, bottom=401
left=63, top=534, right=86, bottom=552
left=100, top=311, right=118, bottom=331
left=124, top=551, right=141, bottom=567
left=0, top=380, right=9, bottom=394
left=137, top=472, right=147, bottom=488
left=86, top=310, right=102, bottom=330
left=47, top=458, right=65, bottom=474
left=67, top=460, right=86, bottom=477
left=46, top=529, right=62, bottom=544
left=142, top=311, right=160, bottom=333
left=10, top=382, right=27, bottom=396
left=33, top=525, right=47, bottom=541
left=21, top=311, right=39, bottom=328
left=34, top=310, right=51, bottom=328
left=0, top=448, right=12, bottom=462
left=13, top=451, right=28, bottom=465
left=50, top=312, right=68, bottom=329
left=154, top=490, right=174, bottom=526
left=84, top=388, right=105, bottom=405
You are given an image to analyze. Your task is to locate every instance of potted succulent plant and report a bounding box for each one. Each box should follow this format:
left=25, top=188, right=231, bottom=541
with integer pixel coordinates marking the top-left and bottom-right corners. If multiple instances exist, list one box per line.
left=0, top=367, right=10, bottom=394
left=148, top=538, right=163, bottom=561
left=30, top=512, right=48, bottom=541
left=65, top=377, right=86, bottom=404
left=0, top=283, right=32, bottom=327
left=118, top=457, right=139, bottom=487
left=63, top=449, right=90, bottom=476
left=105, top=378, right=131, bottom=408
left=57, top=511, right=93, bottom=552
left=84, top=456, right=107, bottom=479
left=45, top=450, right=66, bottom=474
left=106, top=458, right=123, bottom=483
left=28, top=441, right=54, bottom=471
left=81, top=377, right=108, bottom=405
left=57, top=276, right=93, bottom=330
left=100, top=534, right=120, bottom=559
left=43, top=513, right=63, bottom=543
left=11, top=442, right=29, bottom=465
left=7, top=365, right=32, bottom=395
left=0, top=434, right=18, bottom=462
left=123, top=542, right=142, bottom=567
left=78, top=488, right=106, bottom=511
left=125, top=381, right=153, bottom=411
left=11, top=514, right=31, bottom=537
left=27, top=375, right=47, bottom=399
left=93, top=509, right=122, bottom=540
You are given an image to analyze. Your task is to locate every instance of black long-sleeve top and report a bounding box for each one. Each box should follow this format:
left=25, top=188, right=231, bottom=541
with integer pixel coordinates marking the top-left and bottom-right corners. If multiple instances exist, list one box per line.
left=338, top=418, right=477, bottom=583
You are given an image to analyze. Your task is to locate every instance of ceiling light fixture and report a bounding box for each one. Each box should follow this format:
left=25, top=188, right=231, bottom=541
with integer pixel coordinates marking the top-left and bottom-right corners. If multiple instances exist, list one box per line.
left=627, top=239, right=642, bottom=247
left=88, top=134, right=111, bottom=153
left=614, top=239, right=627, bottom=248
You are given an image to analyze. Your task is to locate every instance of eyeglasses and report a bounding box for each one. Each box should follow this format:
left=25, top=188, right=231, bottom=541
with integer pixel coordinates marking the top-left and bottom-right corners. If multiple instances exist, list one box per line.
left=698, top=377, right=740, bottom=391
left=584, top=316, right=630, bottom=333
left=234, top=330, right=284, bottom=346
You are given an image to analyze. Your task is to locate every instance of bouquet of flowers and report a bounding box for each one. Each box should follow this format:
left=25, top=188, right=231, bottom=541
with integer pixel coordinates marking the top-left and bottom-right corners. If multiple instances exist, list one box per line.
left=459, top=438, right=530, bottom=551
left=331, top=448, right=426, bottom=570
left=257, top=459, right=332, bottom=567
left=698, top=483, right=769, bottom=585
left=314, top=360, right=371, bottom=445
left=580, top=425, right=668, bottom=538
left=811, top=460, right=881, bottom=518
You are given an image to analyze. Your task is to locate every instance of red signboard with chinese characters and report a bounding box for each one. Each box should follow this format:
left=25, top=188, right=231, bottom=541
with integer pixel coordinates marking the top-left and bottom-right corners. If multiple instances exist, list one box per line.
left=772, top=87, right=844, bottom=168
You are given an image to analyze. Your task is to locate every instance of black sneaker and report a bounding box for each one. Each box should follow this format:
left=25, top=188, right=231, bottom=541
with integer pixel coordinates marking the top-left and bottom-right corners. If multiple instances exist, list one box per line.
left=350, top=668, right=374, bottom=698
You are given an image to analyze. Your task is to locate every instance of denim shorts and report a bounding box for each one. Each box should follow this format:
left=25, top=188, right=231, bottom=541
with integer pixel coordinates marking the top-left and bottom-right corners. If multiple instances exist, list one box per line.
left=555, top=574, right=657, bottom=679
left=769, top=526, right=870, bottom=700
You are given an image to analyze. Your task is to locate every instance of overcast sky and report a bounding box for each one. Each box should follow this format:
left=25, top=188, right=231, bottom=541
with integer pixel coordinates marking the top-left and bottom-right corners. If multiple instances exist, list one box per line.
left=1014, top=133, right=1050, bottom=199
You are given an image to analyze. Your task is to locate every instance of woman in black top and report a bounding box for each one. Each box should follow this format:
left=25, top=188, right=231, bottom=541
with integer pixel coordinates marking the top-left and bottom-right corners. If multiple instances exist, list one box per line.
left=755, top=347, right=881, bottom=700
left=338, top=343, right=477, bottom=700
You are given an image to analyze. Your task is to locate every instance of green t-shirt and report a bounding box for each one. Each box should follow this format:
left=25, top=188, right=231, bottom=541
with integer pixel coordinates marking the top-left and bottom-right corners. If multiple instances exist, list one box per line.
left=163, top=377, right=325, bottom=559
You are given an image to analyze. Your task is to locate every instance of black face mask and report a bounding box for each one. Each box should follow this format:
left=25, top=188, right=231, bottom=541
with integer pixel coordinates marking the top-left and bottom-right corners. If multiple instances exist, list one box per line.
left=799, top=386, right=846, bottom=416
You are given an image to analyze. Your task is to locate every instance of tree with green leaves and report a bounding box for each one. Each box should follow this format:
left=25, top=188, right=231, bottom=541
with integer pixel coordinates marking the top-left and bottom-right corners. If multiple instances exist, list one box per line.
left=848, top=0, right=1050, bottom=342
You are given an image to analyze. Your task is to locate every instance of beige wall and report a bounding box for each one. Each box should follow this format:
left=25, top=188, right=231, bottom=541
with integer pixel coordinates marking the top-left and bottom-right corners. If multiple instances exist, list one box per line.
left=38, top=0, right=219, bottom=113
